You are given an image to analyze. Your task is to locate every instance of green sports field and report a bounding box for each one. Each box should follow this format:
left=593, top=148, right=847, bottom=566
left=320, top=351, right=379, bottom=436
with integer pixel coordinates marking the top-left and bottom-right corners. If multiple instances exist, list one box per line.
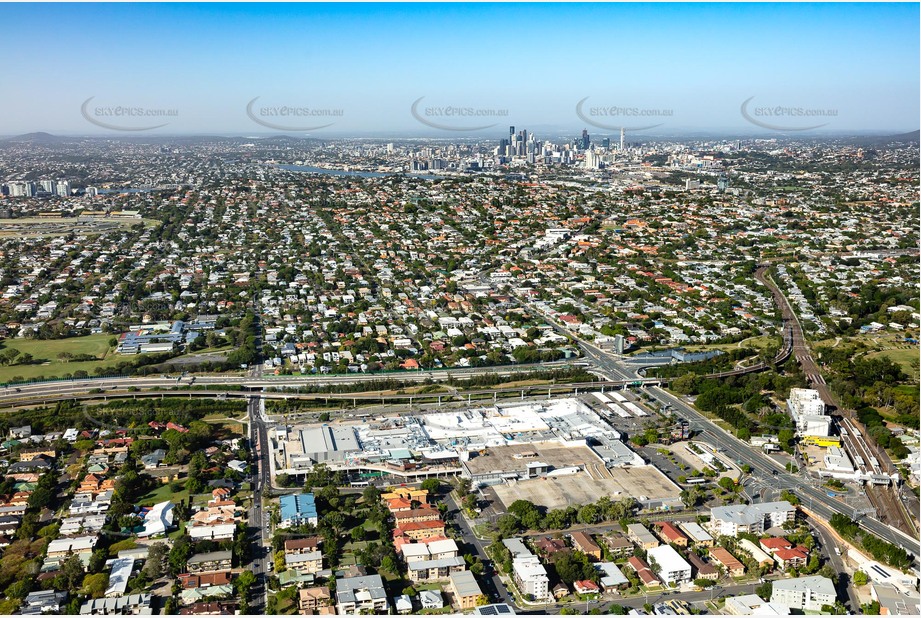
left=0, top=334, right=121, bottom=383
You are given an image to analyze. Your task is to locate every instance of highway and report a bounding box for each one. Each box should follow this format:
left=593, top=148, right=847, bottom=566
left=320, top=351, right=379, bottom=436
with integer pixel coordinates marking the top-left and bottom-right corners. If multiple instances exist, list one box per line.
left=0, top=361, right=581, bottom=405
left=0, top=377, right=669, bottom=409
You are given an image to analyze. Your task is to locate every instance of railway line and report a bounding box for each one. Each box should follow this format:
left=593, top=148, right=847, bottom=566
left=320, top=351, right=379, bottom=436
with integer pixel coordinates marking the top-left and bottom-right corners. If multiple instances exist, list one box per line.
left=755, top=266, right=917, bottom=537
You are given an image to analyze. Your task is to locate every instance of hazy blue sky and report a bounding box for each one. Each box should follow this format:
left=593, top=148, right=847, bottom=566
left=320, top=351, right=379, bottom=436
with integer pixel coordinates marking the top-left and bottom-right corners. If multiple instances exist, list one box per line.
left=1, top=3, right=917, bottom=136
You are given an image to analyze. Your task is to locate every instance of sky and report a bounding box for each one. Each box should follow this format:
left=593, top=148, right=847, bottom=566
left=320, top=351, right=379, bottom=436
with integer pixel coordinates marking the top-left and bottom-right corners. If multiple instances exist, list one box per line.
left=0, top=3, right=918, bottom=137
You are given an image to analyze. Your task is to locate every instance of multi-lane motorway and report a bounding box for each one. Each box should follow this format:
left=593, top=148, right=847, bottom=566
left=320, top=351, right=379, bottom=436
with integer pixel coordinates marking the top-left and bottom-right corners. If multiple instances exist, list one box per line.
left=0, top=361, right=578, bottom=403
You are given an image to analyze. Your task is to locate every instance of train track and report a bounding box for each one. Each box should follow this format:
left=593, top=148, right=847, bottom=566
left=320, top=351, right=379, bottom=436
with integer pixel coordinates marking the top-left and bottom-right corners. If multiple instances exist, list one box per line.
left=756, top=266, right=918, bottom=537
left=865, top=485, right=916, bottom=537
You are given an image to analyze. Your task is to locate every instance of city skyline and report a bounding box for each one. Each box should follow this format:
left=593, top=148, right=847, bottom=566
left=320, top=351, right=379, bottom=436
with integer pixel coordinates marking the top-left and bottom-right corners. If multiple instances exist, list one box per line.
left=0, top=2, right=918, bottom=136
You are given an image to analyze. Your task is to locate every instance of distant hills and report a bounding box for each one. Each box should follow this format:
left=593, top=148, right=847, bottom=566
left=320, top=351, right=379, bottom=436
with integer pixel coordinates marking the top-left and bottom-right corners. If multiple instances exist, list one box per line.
left=857, top=129, right=919, bottom=144
left=3, top=132, right=68, bottom=143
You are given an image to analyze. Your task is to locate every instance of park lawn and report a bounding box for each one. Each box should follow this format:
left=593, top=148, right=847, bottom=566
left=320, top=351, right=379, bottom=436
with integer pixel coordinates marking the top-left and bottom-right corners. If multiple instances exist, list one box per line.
left=684, top=335, right=780, bottom=353
left=1, top=334, right=115, bottom=361
left=0, top=334, right=128, bottom=383
left=338, top=551, right=358, bottom=567
left=178, top=345, right=234, bottom=356
left=865, top=348, right=920, bottom=380
left=139, top=483, right=190, bottom=507
left=207, top=420, right=245, bottom=437
left=0, top=356, right=128, bottom=383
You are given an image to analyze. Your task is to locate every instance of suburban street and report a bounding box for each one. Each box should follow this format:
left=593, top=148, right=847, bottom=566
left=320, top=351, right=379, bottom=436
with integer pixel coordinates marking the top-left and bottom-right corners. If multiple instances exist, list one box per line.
left=247, top=392, right=270, bottom=613
left=443, top=491, right=515, bottom=607
left=805, top=514, right=862, bottom=612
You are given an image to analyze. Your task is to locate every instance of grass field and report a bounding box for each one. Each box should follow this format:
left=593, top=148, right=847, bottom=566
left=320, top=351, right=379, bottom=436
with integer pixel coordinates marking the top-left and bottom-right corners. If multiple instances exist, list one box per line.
left=139, top=484, right=190, bottom=507
left=865, top=348, right=920, bottom=380
left=810, top=333, right=919, bottom=381
left=683, top=335, right=780, bottom=353
left=0, top=334, right=125, bottom=383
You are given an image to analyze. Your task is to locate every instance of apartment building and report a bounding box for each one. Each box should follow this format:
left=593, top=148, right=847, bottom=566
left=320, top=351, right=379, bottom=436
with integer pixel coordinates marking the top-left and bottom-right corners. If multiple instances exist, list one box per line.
left=406, top=556, right=466, bottom=582
left=771, top=576, right=837, bottom=611
left=335, top=574, right=388, bottom=615
left=709, top=502, right=795, bottom=537
left=449, top=570, right=483, bottom=610
left=647, top=544, right=692, bottom=585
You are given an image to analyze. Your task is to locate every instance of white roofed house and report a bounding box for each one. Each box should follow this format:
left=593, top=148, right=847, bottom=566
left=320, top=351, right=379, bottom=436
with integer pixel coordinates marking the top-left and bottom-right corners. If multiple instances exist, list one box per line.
left=678, top=521, right=714, bottom=547
left=419, top=589, right=444, bottom=610
left=105, top=558, right=135, bottom=598
left=137, top=501, right=174, bottom=538
left=393, top=594, right=413, bottom=614
left=595, top=562, right=629, bottom=591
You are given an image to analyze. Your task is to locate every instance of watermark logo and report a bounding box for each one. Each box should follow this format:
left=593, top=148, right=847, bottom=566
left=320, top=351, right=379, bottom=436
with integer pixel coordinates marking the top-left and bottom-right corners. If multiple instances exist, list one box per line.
left=246, top=97, right=343, bottom=131
left=410, top=97, right=507, bottom=132
left=575, top=97, right=671, bottom=131
left=740, top=96, right=836, bottom=132
left=81, top=97, right=177, bottom=131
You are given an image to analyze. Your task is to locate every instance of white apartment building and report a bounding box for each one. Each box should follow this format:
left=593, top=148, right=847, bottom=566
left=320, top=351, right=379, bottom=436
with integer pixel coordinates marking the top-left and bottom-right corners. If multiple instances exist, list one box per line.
left=787, top=388, right=831, bottom=437
left=647, top=544, right=692, bottom=585
left=709, top=502, right=796, bottom=537
left=771, top=576, right=837, bottom=611
left=513, top=555, right=550, bottom=601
